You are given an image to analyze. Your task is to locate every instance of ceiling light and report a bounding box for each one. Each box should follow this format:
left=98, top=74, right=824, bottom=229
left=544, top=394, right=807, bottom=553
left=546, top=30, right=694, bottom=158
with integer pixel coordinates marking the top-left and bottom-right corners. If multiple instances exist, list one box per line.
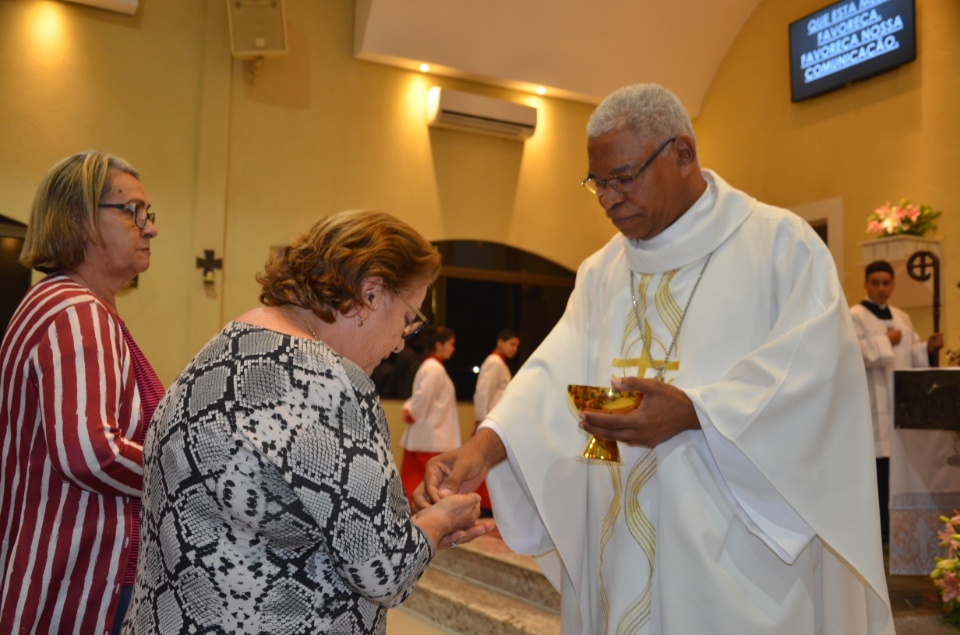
left=536, top=86, right=546, bottom=95
left=419, top=63, right=430, bottom=73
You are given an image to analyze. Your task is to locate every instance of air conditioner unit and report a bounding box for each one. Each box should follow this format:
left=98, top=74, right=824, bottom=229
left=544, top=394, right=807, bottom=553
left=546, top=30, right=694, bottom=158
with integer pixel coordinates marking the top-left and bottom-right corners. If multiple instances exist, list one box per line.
left=427, top=87, right=536, bottom=141
left=61, top=0, right=138, bottom=14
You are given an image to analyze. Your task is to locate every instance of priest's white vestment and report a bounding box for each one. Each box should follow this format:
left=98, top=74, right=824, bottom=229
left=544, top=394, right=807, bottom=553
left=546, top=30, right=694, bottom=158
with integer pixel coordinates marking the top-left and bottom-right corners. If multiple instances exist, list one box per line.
left=483, top=171, right=893, bottom=634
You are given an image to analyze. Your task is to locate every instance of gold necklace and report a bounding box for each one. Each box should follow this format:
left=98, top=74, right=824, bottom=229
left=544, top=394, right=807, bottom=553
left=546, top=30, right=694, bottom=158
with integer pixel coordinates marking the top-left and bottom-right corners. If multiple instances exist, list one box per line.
left=629, top=252, right=713, bottom=382
left=284, top=305, right=318, bottom=340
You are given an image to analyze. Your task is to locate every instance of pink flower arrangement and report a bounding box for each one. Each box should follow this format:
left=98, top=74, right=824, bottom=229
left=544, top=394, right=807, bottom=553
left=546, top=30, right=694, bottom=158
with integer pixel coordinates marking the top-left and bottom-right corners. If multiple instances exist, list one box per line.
left=867, top=198, right=941, bottom=238
left=947, top=347, right=960, bottom=368
left=931, top=512, right=960, bottom=626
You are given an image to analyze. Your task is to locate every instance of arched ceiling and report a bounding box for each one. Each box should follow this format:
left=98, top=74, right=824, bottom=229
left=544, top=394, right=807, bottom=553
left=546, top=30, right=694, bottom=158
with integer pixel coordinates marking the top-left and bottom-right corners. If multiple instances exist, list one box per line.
left=355, top=0, right=766, bottom=117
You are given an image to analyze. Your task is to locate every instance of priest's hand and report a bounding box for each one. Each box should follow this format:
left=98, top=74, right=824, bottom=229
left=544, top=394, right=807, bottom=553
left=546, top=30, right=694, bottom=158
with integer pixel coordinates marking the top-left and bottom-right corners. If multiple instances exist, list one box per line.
left=928, top=331, right=944, bottom=352
left=577, top=376, right=700, bottom=448
left=412, top=428, right=507, bottom=512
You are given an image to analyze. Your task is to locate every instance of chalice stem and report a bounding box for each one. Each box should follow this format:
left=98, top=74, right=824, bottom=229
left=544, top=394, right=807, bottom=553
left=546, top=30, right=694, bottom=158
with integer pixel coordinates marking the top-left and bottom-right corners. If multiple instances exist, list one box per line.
left=582, top=435, right=620, bottom=463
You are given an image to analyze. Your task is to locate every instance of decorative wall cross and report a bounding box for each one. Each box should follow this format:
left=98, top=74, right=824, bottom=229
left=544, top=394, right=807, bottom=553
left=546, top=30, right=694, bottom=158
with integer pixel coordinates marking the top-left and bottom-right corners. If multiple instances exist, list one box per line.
left=196, top=249, right=223, bottom=284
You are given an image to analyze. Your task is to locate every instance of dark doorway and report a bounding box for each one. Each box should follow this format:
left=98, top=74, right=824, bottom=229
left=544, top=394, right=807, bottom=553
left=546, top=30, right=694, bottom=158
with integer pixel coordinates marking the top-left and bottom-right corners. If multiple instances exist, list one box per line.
left=0, top=215, right=30, bottom=339
left=807, top=218, right=828, bottom=246
left=439, top=276, right=574, bottom=401
left=372, top=241, right=575, bottom=400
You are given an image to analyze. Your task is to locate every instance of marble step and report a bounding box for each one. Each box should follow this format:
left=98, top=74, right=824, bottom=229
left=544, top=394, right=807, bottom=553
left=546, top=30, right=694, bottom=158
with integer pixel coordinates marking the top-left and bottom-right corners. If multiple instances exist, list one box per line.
left=430, top=533, right=560, bottom=614
left=403, top=532, right=561, bottom=635
left=405, top=566, right=561, bottom=635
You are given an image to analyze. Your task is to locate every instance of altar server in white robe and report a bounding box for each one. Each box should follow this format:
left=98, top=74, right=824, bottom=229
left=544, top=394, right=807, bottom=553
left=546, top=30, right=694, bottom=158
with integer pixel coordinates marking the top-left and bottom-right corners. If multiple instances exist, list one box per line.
left=849, top=259, right=942, bottom=542
left=473, top=328, right=521, bottom=424
left=413, top=83, right=893, bottom=635
left=400, top=326, right=461, bottom=508
left=473, top=328, right=521, bottom=513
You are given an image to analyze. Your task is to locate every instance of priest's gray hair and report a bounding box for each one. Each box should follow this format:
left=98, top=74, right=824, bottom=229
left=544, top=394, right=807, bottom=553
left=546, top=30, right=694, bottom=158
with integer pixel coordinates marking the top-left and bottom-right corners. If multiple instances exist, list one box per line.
left=587, top=83, right=695, bottom=144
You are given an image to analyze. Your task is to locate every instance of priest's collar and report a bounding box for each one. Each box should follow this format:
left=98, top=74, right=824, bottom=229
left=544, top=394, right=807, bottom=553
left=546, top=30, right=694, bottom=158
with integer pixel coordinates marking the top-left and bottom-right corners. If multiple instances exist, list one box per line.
left=623, top=170, right=753, bottom=274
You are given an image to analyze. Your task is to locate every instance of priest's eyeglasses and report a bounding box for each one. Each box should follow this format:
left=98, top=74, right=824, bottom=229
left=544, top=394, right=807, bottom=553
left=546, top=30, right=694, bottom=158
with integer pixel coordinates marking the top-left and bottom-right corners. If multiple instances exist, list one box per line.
left=580, top=136, right=677, bottom=196
left=400, top=297, right=428, bottom=340
left=99, top=202, right=155, bottom=229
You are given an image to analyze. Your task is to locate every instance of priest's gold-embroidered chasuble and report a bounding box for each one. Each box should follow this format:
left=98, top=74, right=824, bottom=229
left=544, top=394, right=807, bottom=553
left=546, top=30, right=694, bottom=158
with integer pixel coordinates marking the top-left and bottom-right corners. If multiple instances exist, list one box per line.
left=578, top=260, right=710, bottom=634
left=594, top=266, right=703, bottom=633
left=483, top=171, right=894, bottom=635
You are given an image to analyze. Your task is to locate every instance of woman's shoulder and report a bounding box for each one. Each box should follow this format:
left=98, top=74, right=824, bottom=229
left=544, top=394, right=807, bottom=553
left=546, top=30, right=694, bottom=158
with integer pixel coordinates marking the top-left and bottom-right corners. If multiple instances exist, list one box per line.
left=208, top=322, right=378, bottom=408
left=30, top=274, right=106, bottom=305
left=217, top=321, right=361, bottom=381
left=17, top=274, right=117, bottom=330
left=174, top=320, right=376, bottom=403
left=172, top=321, right=342, bottom=396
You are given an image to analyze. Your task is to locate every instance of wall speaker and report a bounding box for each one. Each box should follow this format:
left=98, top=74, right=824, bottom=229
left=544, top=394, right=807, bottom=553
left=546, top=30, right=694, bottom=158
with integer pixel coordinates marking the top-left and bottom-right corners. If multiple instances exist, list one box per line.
left=226, top=0, right=288, bottom=60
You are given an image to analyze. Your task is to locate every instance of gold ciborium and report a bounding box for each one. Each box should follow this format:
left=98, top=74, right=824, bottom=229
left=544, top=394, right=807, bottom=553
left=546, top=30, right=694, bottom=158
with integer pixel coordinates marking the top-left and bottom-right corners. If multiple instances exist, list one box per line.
left=566, top=385, right=641, bottom=463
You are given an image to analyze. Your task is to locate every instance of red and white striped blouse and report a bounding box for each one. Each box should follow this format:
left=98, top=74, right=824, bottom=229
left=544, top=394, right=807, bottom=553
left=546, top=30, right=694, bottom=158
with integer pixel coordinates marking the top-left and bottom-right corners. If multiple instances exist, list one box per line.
left=0, top=274, right=158, bottom=635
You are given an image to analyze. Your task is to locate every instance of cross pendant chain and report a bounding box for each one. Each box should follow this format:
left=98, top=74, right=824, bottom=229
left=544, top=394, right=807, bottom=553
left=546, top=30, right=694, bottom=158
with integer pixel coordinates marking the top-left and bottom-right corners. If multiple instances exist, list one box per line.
left=629, top=252, right=713, bottom=383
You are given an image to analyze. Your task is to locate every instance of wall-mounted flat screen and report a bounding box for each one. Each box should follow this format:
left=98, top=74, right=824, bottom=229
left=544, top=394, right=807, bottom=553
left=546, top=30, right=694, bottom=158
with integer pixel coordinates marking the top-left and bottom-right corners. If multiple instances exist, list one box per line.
left=789, top=0, right=916, bottom=102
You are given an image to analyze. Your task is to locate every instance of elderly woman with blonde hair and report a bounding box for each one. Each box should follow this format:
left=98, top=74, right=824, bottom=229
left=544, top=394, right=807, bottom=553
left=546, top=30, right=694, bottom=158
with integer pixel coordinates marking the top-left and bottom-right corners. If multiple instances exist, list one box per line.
left=0, top=150, right=162, bottom=634
left=122, top=210, right=491, bottom=634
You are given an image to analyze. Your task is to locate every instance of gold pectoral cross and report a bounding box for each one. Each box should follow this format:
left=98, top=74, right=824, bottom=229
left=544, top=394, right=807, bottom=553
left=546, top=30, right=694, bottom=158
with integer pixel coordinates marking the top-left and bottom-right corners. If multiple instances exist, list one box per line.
left=612, top=350, right=678, bottom=382
left=613, top=322, right=679, bottom=381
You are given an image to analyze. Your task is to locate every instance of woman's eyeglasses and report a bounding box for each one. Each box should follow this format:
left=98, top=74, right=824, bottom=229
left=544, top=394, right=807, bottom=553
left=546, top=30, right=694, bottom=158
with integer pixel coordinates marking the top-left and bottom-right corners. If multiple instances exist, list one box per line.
left=400, top=298, right=428, bottom=340
left=99, top=202, right=155, bottom=229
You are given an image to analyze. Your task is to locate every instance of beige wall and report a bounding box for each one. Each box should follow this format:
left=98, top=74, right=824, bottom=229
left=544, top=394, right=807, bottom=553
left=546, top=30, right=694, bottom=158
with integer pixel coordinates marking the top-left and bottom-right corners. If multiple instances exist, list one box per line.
left=219, top=0, right=607, bottom=326
left=0, top=0, right=211, bottom=384
left=695, top=0, right=960, bottom=343
left=0, top=0, right=608, bottom=386
left=1, top=0, right=957, bottom=422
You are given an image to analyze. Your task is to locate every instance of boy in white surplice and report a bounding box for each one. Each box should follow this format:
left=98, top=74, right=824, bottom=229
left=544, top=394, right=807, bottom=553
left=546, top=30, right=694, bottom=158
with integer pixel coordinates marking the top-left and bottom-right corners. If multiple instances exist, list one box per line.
left=849, top=259, right=943, bottom=543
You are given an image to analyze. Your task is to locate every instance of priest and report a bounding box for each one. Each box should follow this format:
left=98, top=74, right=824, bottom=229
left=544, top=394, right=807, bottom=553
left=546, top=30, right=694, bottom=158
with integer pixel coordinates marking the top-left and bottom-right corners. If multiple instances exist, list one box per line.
left=414, top=83, right=893, bottom=634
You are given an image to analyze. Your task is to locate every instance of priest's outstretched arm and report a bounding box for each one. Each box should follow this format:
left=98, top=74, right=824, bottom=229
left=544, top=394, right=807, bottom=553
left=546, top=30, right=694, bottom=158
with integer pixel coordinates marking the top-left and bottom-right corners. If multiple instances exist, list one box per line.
left=412, top=428, right=507, bottom=512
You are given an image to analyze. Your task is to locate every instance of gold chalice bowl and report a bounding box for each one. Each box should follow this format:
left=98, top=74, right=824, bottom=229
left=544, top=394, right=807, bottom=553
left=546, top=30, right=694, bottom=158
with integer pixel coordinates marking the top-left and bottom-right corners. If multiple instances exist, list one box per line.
left=566, top=385, right=641, bottom=463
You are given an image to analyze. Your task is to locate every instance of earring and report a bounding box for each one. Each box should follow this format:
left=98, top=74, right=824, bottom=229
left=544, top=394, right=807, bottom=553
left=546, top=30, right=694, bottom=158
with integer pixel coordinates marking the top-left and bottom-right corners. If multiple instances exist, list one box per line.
left=358, top=316, right=365, bottom=328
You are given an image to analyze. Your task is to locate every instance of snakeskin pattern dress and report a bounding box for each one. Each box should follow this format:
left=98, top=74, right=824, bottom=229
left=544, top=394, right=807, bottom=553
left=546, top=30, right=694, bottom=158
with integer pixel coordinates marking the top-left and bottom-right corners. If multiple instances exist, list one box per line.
left=121, top=322, right=433, bottom=634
